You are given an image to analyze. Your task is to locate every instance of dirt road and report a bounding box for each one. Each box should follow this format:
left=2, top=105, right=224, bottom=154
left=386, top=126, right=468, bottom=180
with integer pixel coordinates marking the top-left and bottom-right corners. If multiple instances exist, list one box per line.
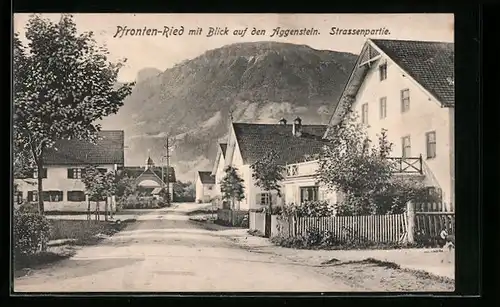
left=14, top=205, right=355, bottom=292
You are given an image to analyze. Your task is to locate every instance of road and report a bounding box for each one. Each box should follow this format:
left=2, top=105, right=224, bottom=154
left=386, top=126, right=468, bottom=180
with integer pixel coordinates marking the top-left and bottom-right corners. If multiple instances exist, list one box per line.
left=14, top=204, right=355, bottom=292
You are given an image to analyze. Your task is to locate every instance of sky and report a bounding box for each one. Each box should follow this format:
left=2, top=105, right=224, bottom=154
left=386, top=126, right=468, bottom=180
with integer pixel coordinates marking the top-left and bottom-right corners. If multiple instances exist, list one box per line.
left=13, top=13, right=454, bottom=82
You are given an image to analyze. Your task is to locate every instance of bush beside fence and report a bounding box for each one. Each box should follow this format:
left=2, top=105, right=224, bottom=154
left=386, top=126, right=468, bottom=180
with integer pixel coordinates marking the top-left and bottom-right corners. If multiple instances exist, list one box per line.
left=216, top=209, right=248, bottom=227
left=248, top=201, right=456, bottom=247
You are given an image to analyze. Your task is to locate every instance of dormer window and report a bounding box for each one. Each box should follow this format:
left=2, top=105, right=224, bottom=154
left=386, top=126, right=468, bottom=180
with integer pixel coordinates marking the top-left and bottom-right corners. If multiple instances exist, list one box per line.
left=379, top=63, right=387, bottom=81
left=446, top=77, right=454, bottom=86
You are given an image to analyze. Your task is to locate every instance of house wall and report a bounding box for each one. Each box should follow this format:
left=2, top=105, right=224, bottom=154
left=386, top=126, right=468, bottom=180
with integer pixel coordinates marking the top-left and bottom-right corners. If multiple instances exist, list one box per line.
left=195, top=176, right=204, bottom=202
left=214, top=154, right=225, bottom=197
left=15, top=164, right=117, bottom=212
left=283, top=173, right=337, bottom=206
left=195, top=176, right=214, bottom=203
left=350, top=53, right=454, bottom=209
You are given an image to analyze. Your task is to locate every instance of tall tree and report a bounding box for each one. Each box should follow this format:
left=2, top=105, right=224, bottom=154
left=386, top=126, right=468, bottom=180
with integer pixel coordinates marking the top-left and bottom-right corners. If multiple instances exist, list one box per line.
left=250, top=150, right=286, bottom=212
left=317, top=110, right=394, bottom=215
left=219, top=166, right=245, bottom=210
left=13, top=14, right=134, bottom=214
left=81, top=166, right=116, bottom=221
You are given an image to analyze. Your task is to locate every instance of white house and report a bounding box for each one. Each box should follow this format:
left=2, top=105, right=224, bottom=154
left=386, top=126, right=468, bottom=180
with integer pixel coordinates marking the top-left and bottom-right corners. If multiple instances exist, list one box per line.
left=195, top=171, right=215, bottom=203
left=211, top=143, right=227, bottom=198
left=14, top=130, right=125, bottom=212
left=223, top=118, right=328, bottom=211
left=284, top=38, right=455, bottom=211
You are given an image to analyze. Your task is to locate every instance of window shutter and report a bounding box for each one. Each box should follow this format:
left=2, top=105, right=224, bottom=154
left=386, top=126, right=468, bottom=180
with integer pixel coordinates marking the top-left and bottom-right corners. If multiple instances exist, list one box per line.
left=68, top=169, right=74, bottom=179
left=28, top=191, right=33, bottom=202
left=41, top=168, right=48, bottom=178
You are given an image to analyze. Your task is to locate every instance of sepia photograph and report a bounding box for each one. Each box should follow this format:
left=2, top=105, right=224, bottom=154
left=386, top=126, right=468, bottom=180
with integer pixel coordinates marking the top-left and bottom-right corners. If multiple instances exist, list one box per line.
left=12, top=13, right=455, bottom=293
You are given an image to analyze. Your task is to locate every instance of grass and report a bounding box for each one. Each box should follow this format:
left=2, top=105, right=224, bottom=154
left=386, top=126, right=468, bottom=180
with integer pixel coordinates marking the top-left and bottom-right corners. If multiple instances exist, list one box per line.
left=14, top=249, right=77, bottom=277
left=48, top=218, right=134, bottom=241
left=14, top=218, right=134, bottom=276
left=319, top=257, right=454, bottom=284
left=268, top=235, right=419, bottom=251
left=186, top=208, right=218, bottom=216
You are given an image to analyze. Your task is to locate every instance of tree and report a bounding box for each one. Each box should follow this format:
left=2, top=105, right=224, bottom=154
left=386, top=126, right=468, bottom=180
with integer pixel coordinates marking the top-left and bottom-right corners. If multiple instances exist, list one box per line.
left=317, top=110, right=394, bottom=215
left=219, top=166, right=245, bottom=210
left=250, top=150, right=286, bottom=212
left=81, top=166, right=115, bottom=221
left=114, top=171, right=138, bottom=209
left=173, top=180, right=195, bottom=202
left=13, top=14, right=134, bottom=214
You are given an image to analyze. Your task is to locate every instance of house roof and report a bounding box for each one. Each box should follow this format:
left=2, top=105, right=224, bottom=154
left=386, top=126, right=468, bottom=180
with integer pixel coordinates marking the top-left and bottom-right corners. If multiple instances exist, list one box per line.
left=220, top=143, right=228, bottom=158
left=371, top=39, right=454, bottom=107
left=198, top=171, right=215, bottom=184
left=325, top=39, right=454, bottom=133
left=232, top=123, right=328, bottom=165
left=121, top=166, right=176, bottom=183
left=43, top=130, right=124, bottom=165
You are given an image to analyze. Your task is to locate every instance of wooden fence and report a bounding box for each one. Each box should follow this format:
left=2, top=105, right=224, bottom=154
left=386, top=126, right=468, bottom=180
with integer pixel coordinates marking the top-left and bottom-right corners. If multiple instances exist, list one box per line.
left=248, top=202, right=455, bottom=245
left=274, top=214, right=408, bottom=243
left=414, top=212, right=455, bottom=240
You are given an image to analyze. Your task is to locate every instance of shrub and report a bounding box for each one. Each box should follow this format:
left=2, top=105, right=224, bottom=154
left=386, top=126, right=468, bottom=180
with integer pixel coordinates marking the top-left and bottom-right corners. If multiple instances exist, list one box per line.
left=238, top=215, right=249, bottom=228
left=280, top=201, right=335, bottom=217
left=18, top=201, right=39, bottom=214
left=13, top=210, right=51, bottom=257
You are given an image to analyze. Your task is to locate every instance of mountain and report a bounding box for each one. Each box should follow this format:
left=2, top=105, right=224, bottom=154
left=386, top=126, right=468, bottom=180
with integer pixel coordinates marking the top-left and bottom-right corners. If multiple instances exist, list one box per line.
left=100, top=41, right=357, bottom=182
left=136, top=67, right=162, bottom=83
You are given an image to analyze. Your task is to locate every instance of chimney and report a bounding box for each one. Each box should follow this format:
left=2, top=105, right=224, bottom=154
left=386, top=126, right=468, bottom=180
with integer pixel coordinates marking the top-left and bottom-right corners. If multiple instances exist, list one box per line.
left=279, top=118, right=287, bottom=125
left=292, top=117, right=302, bottom=137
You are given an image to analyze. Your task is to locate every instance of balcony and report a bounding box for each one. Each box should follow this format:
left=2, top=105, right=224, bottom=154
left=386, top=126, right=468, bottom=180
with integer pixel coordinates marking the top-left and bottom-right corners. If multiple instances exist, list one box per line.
left=285, top=155, right=423, bottom=180
left=387, top=155, right=423, bottom=174
left=286, top=160, right=319, bottom=178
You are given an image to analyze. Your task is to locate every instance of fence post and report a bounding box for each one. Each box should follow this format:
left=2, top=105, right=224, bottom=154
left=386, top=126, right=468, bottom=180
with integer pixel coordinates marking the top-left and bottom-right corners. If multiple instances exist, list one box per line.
left=293, top=215, right=297, bottom=237
left=406, top=201, right=415, bottom=243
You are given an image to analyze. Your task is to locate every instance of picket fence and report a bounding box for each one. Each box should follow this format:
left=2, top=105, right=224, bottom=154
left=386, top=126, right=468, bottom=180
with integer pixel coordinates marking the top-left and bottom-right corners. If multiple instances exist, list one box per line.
left=249, top=202, right=455, bottom=244
left=276, top=214, right=408, bottom=243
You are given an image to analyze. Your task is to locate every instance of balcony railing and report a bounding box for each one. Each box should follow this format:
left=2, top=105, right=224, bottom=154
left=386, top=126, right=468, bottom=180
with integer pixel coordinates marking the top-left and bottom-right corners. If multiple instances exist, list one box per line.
left=285, top=156, right=423, bottom=179
left=387, top=155, right=423, bottom=174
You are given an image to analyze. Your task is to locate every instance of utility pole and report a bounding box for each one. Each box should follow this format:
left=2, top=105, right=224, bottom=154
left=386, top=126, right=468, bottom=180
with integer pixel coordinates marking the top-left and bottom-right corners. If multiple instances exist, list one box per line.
left=163, top=137, right=174, bottom=205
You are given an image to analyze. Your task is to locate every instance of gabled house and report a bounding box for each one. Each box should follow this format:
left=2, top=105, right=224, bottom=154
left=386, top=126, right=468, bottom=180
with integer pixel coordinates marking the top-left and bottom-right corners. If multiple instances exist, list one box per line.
left=121, top=156, right=176, bottom=201
left=211, top=143, right=227, bottom=198
left=14, top=130, right=125, bottom=212
left=285, top=38, right=454, bottom=210
left=223, top=118, right=328, bottom=211
left=195, top=171, right=215, bottom=203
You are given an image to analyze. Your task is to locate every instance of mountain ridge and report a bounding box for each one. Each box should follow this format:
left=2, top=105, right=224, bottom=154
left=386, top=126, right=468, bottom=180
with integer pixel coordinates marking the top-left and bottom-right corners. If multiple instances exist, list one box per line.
left=100, top=41, right=358, bottom=181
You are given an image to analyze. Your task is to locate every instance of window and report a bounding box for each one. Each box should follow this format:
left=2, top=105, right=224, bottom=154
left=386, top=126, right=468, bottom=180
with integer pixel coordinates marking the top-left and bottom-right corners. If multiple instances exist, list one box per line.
left=300, top=186, right=319, bottom=203
left=379, top=63, right=387, bottom=81
left=426, top=131, right=437, bottom=159
left=379, top=97, right=387, bottom=119
left=67, top=168, right=83, bottom=179
left=16, top=192, right=23, bottom=204
left=401, top=89, right=410, bottom=112
left=43, top=191, right=63, bottom=202
left=258, top=193, right=271, bottom=206
left=361, top=103, right=369, bottom=125
left=67, top=191, right=86, bottom=202
left=33, top=168, right=47, bottom=179
left=27, top=191, right=38, bottom=202
left=402, top=136, right=411, bottom=157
